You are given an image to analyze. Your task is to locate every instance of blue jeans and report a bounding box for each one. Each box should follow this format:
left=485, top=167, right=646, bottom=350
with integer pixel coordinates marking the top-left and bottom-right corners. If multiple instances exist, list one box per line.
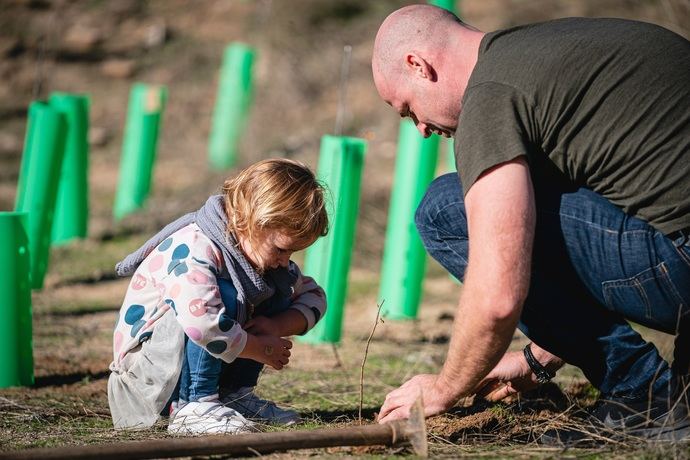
left=415, top=173, right=690, bottom=401
left=178, top=278, right=291, bottom=401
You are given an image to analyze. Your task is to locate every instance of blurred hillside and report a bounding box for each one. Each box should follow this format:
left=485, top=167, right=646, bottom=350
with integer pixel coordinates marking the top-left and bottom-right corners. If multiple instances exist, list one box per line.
left=0, top=0, right=688, bottom=269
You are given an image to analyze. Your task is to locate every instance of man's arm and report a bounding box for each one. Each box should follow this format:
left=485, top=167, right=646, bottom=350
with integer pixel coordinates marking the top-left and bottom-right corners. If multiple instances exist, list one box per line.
left=378, top=157, right=536, bottom=422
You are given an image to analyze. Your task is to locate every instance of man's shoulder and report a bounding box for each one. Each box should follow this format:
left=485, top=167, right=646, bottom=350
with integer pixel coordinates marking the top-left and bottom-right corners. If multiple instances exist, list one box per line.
left=488, top=17, right=675, bottom=41
left=470, top=16, right=686, bottom=94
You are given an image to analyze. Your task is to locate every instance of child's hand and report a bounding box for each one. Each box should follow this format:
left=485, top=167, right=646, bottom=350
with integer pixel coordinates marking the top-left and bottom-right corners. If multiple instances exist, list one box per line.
left=242, top=335, right=292, bottom=370
left=245, top=316, right=280, bottom=337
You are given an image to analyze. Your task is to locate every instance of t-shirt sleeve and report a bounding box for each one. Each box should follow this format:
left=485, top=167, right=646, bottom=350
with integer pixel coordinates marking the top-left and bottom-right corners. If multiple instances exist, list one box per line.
left=454, top=82, right=535, bottom=196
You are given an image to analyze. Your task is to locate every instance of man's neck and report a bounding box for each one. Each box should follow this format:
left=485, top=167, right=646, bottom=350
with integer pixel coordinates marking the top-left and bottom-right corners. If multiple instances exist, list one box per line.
left=446, top=29, right=485, bottom=100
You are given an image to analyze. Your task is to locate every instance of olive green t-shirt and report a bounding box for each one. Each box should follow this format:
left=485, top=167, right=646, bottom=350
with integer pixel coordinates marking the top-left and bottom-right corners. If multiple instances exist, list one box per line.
left=454, top=17, right=690, bottom=235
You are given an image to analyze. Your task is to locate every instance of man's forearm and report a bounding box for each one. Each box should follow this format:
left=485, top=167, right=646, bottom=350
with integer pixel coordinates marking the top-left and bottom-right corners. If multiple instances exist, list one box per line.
left=436, top=273, right=523, bottom=400
left=436, top=158, right=536, bottom=403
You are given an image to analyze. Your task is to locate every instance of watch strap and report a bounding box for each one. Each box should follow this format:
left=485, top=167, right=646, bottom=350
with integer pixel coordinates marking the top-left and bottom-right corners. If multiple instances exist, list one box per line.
left=523, top=343, right=555, bottom=384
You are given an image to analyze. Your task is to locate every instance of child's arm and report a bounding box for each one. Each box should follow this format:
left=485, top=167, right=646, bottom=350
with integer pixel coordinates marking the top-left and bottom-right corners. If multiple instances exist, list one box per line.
left=244, top=263, right=325, bottom=337
left=245, top=310, right=307, bottom=337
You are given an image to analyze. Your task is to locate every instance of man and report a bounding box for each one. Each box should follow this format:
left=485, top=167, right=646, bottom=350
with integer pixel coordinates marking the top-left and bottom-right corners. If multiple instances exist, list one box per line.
left=373, top=4, right=690, bottom=441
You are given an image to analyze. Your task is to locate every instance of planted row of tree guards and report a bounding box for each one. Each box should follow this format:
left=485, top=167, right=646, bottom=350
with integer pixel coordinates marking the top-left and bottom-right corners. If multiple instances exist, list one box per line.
left=1, top=40, right=256, bottom=388
left=15, top=95, right=90, bottom=290
left=2, top=0, right=466, bottom=385
left=3, top=93, right=90, bottom=388
left=113, top=42, right=255, bottom=221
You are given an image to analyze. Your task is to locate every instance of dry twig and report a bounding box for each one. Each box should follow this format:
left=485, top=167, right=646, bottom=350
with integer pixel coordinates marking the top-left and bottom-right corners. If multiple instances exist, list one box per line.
left=359, top=300, right=385, bottom=424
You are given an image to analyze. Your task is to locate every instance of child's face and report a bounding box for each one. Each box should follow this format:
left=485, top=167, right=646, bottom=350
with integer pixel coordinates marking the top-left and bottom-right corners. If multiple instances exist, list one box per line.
left=238, top=229, right=311, bottom=273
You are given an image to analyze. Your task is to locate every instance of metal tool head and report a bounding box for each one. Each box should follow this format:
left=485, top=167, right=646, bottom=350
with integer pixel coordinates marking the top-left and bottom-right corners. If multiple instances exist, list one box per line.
left=406, top=395, right=428, bottom=457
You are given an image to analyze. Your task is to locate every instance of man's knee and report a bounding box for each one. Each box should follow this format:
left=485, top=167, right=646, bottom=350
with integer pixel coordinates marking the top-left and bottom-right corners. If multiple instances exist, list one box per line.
left=414, top=173, right=469, bottom=280
left=415, top=173, right=466, bottom=240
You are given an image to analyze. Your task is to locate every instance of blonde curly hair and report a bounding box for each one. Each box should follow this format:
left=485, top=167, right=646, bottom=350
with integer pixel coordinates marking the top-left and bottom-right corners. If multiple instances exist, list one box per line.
left=222, top=158, right=329, bottom=247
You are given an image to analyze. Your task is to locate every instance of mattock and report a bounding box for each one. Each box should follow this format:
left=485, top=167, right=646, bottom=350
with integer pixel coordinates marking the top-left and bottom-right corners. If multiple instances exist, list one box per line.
left=0, top=398, right=428, bottom=459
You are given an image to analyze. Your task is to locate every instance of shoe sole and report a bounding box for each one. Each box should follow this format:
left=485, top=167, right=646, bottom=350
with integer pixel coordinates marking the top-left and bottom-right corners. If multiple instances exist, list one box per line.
left=168, top=415, right=255, bottom=435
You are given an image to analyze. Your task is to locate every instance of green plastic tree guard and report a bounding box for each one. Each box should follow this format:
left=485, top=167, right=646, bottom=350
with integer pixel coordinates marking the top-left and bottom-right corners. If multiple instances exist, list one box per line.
left=49, top=92, right=90, bottom=245
left=208, top=42, right=255, bottom=170
left=446, top=137, right=456, bottom=172
left=379, top=120, right=440, bottom=320
left=300, top=135, right=366, bottom=344
left=428, top=0, right=457, bottom=13
left=14, top=101, right=67, bottom=289
left=113, top=83, right=168, bottom=221
left=0, top=212, right=33, bottom=388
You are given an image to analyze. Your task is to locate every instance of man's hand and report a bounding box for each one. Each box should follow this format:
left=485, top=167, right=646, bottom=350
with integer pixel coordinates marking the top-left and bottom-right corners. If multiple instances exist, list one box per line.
left=473, top=350, right=538, bottom=401
left=377, top=374, right=456, bottom=423
left=474, top=345, right=564, bottom=401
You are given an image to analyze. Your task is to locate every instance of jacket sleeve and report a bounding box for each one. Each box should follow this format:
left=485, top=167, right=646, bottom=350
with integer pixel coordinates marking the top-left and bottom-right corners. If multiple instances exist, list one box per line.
left=159, top=229, right=247, bottom=363
left=287, top=263, right=327, bottom=333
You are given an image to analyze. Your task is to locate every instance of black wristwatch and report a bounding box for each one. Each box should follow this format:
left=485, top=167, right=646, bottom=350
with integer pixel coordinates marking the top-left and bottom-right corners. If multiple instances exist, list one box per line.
left=523, top=343, right=555, bottom=384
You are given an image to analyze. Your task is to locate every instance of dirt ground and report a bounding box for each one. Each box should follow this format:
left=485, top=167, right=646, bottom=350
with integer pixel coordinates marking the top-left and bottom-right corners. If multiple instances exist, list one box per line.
left=1, top=0, right=689, bottom=458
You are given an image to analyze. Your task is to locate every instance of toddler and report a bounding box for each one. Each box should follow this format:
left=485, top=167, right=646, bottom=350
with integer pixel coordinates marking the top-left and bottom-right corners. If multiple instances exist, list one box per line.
left=108, top=159, right=328, bottom=434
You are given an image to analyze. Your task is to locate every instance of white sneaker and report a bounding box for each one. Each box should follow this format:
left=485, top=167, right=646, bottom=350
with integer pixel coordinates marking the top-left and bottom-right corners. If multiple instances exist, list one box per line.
left=221, top=387, right=302, bottom=426
left=168, top=399, right=256, bottom=435
left=169, top=400, right=188, bottom=419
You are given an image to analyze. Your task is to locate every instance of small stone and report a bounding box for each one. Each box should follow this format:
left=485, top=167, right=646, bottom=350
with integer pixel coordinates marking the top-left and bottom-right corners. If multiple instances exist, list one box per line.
left=144, top=21, right=167, bottom=49
left=62, top=24, right=101, bottom=54
left=88, top=126, right=109, bottom=147
left=100, top=59, right=136, bottom=79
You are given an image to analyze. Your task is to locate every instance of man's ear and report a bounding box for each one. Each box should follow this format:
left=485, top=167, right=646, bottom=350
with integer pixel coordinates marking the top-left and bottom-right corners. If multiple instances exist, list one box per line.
left=404, top=53, right=437, bottom=82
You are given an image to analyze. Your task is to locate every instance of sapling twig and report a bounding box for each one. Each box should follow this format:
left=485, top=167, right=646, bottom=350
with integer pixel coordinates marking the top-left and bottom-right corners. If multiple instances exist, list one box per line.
left=359, top=300, right=385, bottom=424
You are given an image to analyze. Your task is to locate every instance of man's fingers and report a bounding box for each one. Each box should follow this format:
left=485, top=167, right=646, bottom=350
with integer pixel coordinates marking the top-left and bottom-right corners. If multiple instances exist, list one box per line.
left=475, top=380, right=503, bottom=398
left=378, top=406, right=409, bottom=424
left=378, top=394, right=401, bottom=422
left=484, top=383, right=515, bottom=402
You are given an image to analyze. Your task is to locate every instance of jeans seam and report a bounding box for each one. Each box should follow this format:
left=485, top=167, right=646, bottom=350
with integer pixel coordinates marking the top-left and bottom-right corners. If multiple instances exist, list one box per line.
left=427, top=201, right=466, bottom=225
left=559, top=213, right=653, bottom=236
left=559, top=213, right=618, bottom=234
left=418, top=226, right=469, bottom=265
left=673, top=243, right=690, bottom=270
left=189, top=346, right=207, bottom=401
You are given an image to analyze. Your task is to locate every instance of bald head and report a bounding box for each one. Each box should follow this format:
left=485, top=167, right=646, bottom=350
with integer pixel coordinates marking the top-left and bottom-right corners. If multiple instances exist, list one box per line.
left=373, top=5, right=462, bottom=81
left=371, top=4, right=483, bottom=137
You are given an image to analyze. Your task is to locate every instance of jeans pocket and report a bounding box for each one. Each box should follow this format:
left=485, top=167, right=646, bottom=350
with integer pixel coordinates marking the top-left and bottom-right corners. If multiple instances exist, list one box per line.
left=602, top=262, right=684, bottom=333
